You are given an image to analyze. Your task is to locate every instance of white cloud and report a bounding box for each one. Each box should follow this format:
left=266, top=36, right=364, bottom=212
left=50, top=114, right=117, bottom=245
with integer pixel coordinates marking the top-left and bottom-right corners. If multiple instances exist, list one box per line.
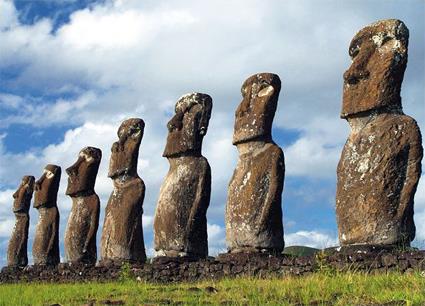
left=142, top=215, right=153, bottom=230
left=0, top=189, right=15, bottom=239
left=59, top=7, right=197, bottom=50
left=0, top=219, right=15, bottom=238
left=0, top=0, right=18, bottom=29
left=285, top=136, right=341, bottom=178
left=207, top=223, right=226, bottom=255
left=0, top=92, right=97, bottom=128
left=413, top=175, right=425, bottom=247
left=285, top=230, right=338, bottom=249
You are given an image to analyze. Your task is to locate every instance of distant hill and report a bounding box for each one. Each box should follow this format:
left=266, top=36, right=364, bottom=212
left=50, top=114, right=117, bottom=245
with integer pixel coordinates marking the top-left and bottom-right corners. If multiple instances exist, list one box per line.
left=283, top=246, right=321, bottom=257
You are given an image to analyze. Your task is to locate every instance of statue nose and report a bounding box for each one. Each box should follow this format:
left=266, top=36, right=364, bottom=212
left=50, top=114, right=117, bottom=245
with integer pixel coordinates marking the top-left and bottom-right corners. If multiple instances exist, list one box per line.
left=111, top=141, right=122, bottom=152
left=343, top=69, right=370, bottom=85
left=167, top=113, right=184, bottom=132
left=66, top=157, right=83, bottom=176
left=35, top=175, right=45, bottom=190
left=66, top=166, right=77, bottom=176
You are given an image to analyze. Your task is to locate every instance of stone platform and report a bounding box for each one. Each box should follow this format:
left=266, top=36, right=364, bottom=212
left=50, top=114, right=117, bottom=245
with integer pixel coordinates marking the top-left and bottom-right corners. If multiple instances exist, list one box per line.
left=1, top=249, right=425, bottom=283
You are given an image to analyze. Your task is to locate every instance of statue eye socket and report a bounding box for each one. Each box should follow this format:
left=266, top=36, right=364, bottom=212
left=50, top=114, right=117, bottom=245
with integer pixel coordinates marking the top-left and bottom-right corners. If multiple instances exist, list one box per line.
left=259, top=80, right=270, bottom=89
left=349, top=40, right=361, bottom=58
left=351, top=47, right=360, bottom=58
left=131, top=129, right=141, bottom=139
left=46, top=171, right=54, bottom=179
left=241, top=86, right=247, bottom=96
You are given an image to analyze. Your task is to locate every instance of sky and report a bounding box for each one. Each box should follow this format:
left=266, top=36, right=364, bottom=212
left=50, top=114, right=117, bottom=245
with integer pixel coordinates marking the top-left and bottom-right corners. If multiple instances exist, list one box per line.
left=0, top=0, right=424, bottom=266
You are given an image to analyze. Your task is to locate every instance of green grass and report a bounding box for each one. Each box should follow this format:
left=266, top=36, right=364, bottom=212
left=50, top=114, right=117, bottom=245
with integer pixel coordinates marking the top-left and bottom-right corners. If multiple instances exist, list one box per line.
left=1, top=271, right=424, bottom=305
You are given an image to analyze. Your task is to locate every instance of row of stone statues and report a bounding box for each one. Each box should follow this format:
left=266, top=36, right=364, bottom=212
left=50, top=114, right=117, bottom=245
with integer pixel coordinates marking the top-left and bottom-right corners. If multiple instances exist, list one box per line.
left=5, top=19, right=423, bottom=267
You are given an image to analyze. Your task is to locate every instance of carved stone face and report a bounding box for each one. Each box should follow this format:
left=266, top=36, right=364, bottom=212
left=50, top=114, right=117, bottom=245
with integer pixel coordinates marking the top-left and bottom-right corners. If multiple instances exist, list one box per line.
left=66, top=147, right=102, bottom=196
left=163, top=93, right=213, bottom=158
left=341, top=19, right=408, bottom=118
left=109, top=118, right=145, bottom=178
left=233, top=73, right=281, bottom=145
left=13, top=176, right=35, bottom=213
left=34, top=164, right=61, bottom=208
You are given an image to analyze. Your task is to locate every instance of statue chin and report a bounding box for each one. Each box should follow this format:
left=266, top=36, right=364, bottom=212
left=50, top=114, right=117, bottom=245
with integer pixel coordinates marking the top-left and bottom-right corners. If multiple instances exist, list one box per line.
left=232, top=132, right=266, bottom=146
left=163, top=134, right=199, bottom=158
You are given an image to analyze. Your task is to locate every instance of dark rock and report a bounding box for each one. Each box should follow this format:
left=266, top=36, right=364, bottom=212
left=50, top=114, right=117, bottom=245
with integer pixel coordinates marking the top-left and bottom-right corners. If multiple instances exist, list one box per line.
left=226, top=73, right=285, bottom=254
left=7, top=176, right=34, bottom=267
left=381, top=254, right=397, bottom=267
left=151, top=256, right=198, bottom=265
left=154, top=93, right=212, bottom=259
left=101, top=118, right=146, bottom=264
left=336, top=19, right=423, bottom=246
left=205, top=286, right=218, bottom=293
left=101, top=300, right=125, bottom=305
left=187, top=287, right=202, bottom=292
left=65, top=147, right=102, bottom=265
left=1, top=249, right=424, bottom=284
left=398, top=260, right=409, bottom=271
left=33, top=165, right=61, bottom=266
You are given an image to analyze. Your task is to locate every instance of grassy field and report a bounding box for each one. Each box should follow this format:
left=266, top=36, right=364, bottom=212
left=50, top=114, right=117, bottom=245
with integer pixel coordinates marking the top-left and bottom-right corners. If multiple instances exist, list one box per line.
left=1, top=271, right=424, bottom=305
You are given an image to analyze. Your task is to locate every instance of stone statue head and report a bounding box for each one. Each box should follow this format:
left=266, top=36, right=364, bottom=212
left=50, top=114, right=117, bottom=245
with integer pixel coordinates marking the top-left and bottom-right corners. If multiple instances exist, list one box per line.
left=233, top=73, right=281, bottom=145
left=341, top=19, right=409, bottom=118
left=108, top=118, right=145, bottom=178
left=66, top=147, right=102, bottom=196
left=13, top=175, right=35, bottom=214
left=34, top=164, right=61, bottom=209
left=163, top=92, right=213, bottom=157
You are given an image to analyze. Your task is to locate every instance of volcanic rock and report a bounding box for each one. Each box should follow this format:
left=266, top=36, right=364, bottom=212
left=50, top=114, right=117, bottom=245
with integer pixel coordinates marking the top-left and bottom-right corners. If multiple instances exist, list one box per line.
left=7, top=176, right=34, bottom=267
left=154, top=93, right=212, bottom=258
left=64, top=147, right=101, bottom=265
left=100, top=118, right=146, bottom=264
left=33, top=164, right=61, bottom=266
left=336, top=19, right=423, bottom=246
left=225, top=73, right=285, bottom=254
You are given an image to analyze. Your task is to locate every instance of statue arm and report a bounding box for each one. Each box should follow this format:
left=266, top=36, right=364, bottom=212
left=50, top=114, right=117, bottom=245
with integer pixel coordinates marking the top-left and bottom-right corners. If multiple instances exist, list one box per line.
left=47, top=215, right=58, bottom=257
left=83, top=198, right=100, bottom=252
left=259, top=148, right=285, bottom=230
left=19, top=218, right=30, bottom=254
left=186, top=162, right=211, bottom=238
left=397, top=127, right=423, bottom=221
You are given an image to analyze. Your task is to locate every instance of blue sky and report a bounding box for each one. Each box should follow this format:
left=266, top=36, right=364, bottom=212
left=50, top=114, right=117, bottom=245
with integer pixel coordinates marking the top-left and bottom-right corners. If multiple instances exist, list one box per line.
left=0, top=0, right=424, bottom=266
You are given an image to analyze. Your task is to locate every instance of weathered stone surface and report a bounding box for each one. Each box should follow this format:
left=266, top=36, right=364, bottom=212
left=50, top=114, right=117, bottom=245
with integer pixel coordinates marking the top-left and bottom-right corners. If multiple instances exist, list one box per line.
left=100, top=118, right=146, bottom=264
left=7, top=176, right=34, bottom=267
left=154, top=93, right=212, bottom=258
left=341, top=19, right=409, bottom=118
left=226, top=73, right=285, bottom=253
left=64, top=147, right=101, bottom=265
left=33, top=164, right=61, bottom=266
left=336, top=19, right=423, bottom=246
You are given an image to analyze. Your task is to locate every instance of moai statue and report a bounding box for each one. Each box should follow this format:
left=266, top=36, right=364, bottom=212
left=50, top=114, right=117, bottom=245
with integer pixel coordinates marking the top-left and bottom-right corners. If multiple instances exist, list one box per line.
left=100, top=118, right=146, bottom=264
left=64, top=147, right=102, bottom=265
left=336, top=19, right=423, bottom=247
left=154, top=93, right=212, bottom=259
left=225, top=73, right=285, bottom=254
left=33, top=165, right=61, bottom=266
left=7, top=176, right=35, bottom=267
